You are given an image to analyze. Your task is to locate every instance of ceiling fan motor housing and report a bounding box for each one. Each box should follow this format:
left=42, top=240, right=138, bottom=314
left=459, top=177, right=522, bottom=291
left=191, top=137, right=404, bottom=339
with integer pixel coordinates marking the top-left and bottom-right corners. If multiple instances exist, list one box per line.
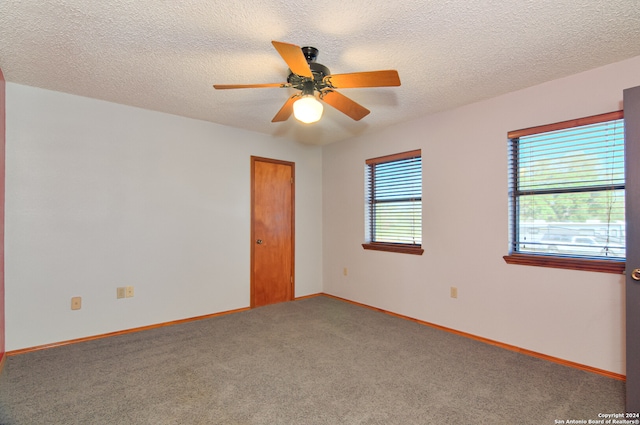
left=287, top=47, right=331, bottom=91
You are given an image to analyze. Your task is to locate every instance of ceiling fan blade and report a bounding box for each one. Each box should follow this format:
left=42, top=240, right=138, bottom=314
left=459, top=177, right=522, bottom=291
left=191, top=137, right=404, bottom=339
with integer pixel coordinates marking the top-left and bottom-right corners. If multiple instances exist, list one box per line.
left=321, top=90, right=370, bottom=121
left=324, top=70, right=401, bottom=88
left=272, top=95, right=299, bottom=122
left=271, top=41, right=313, bottom=78
left=213, top=83, right=287, bottom=89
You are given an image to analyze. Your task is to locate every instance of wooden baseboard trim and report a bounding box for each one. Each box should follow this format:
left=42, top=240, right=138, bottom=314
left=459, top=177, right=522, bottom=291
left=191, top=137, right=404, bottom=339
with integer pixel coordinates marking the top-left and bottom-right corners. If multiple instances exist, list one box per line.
left=0, top=353, right=5, bottom=373
left=321, top=293, right=626, bottom=381
left=7, top=306, right=251, bottom=357
left=294, top=293, right=324, bottom=301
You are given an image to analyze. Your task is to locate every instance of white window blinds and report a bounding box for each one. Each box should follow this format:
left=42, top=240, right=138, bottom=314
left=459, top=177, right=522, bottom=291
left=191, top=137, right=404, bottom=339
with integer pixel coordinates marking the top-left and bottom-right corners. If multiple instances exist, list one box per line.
left=365, top=150, right=422, bottom=247
left=508, top=112, right=625, bottom=259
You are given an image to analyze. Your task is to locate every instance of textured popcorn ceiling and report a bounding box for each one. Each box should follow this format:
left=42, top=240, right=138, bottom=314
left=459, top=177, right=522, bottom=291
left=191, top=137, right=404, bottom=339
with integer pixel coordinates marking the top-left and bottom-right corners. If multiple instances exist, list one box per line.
left=1, top=1, right=639, bottom=145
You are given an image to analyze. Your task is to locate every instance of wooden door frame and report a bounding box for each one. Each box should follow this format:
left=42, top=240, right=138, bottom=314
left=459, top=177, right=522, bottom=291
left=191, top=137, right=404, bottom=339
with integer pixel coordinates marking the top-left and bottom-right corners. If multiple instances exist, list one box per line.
left=250, top=156, right=295, bottom=308
left=0, top=68, right=5, bottom=373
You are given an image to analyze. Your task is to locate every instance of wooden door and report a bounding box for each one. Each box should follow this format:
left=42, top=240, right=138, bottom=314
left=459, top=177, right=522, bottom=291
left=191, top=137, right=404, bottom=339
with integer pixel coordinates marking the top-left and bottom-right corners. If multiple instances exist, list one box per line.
left=624, top=86, right=640, bottom=413
left=251, top=157, right=294, bottom=308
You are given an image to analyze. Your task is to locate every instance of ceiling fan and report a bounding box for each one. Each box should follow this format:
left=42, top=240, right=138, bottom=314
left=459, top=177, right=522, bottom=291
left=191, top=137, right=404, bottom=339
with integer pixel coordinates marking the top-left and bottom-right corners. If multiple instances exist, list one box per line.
left=213, top=41, right=401, bottom=124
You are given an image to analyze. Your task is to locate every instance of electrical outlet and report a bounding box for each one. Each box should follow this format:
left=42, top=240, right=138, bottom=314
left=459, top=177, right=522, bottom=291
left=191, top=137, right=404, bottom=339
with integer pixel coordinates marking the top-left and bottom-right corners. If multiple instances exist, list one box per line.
left=117, top=287, right=126, bottom=299
left=71, top=296, right=82, bottom=310
left=125, top=286, right=134, bottom=298
left=450, top=287, right=458, bottom=299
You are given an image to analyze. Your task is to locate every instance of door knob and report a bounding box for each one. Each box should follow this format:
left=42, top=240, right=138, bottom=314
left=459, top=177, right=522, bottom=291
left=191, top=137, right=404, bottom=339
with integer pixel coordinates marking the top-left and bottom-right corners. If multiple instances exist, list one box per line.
left=632, top=268, right=640, bottom=281
left=256, top=239, right=263, bottom=245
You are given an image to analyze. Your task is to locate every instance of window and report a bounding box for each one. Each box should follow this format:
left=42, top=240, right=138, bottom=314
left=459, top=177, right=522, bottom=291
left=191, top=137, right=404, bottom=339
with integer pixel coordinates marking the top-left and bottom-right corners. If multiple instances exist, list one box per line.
left=363, top=149, right=423, bottom=255
left=504, top=111, right=625, bottom=273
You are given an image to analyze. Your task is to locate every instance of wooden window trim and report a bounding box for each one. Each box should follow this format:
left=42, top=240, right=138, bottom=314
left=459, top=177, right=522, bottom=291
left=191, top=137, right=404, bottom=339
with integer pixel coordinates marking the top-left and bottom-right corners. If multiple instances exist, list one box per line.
left=508, top=110, right=623, bottom=139
left=503, top=254, right=625, bottom=274
left=362, top=242, right=424, bottom=255
left=365, top=149, right=421, bottom=165
left=506, top=110, right=626, bottom=274
left=365, top=149, right=423, bottom=255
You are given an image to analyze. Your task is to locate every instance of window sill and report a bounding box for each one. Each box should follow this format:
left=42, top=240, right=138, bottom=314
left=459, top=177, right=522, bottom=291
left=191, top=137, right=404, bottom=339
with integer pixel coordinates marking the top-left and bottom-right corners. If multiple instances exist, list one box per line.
left=362, top=243, right=424, bottom=255
left=503, top=253, right=625, bottom=274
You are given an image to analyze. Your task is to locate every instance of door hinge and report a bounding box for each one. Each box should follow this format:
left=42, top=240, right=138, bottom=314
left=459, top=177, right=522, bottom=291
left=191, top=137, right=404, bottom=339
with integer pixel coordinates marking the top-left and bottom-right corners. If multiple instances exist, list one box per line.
left=290, top=177, right=294, bottom=184
left=290, top=276, right=293, bottom=283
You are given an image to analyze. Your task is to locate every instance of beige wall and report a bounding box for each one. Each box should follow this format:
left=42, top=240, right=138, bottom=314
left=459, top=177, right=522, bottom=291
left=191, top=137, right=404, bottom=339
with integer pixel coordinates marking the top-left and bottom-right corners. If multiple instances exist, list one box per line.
left=322, top=55, right=640, bottom=375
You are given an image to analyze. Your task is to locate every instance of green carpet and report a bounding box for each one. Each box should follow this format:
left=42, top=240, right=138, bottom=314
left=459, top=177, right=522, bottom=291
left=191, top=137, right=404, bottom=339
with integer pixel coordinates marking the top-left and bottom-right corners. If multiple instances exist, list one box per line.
left=0, top=296, right=625, bottom=424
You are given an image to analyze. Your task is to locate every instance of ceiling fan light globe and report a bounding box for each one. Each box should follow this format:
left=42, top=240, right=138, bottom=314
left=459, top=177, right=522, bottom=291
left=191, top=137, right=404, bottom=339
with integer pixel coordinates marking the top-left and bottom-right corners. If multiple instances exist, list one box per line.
left=293, top=95, right=323, bottom=124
